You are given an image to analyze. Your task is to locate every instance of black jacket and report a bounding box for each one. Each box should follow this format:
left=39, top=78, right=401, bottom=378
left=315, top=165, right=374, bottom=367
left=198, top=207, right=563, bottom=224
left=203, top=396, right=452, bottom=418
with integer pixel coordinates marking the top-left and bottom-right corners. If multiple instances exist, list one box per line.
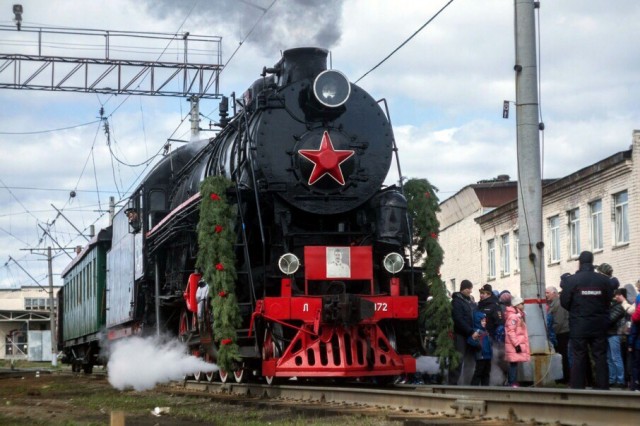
left=560, top=263, right=613, bottom=338
left=477, top=294, right=503, bottom=336
left=451, top=292, right=475, bottom=337
left=607, top=301, right=626, bottom=335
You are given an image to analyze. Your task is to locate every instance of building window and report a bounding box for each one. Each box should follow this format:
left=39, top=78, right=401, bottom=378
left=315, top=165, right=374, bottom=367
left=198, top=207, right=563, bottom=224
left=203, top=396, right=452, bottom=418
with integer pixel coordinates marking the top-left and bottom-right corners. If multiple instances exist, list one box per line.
left=568, top=208, right=580, bottom=258
left=487, top=239, right=496, bottom=279
left=5, top=330, right=28, bottom=356
left=613, top=191, right=629, bottom=244
left=513, top=230, right=519, bottom=271
left=589, top=199, right=603, bottom=251
left=549, top=216, right=560, bottom=262
left=500, top=234, right=510, bottom=275
left=24, top=297, right=55, bottom=311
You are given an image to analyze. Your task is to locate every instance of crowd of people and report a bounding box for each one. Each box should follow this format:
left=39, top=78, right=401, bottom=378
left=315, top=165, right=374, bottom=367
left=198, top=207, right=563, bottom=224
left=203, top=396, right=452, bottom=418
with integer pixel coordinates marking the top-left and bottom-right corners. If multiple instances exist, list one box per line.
left=446, top=251, right=640, bottom=390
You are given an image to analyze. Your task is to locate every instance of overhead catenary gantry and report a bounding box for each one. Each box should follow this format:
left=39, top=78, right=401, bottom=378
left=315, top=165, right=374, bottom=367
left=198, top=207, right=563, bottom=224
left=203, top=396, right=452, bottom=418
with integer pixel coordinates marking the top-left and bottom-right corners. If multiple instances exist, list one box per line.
left=0, top=25, right=223, bottom=98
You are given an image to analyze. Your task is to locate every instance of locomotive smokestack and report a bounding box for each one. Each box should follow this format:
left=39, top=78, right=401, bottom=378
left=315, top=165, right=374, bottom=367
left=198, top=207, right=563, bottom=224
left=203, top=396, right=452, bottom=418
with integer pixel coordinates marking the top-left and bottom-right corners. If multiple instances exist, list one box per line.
left=279, top=47, right=328, bottom=86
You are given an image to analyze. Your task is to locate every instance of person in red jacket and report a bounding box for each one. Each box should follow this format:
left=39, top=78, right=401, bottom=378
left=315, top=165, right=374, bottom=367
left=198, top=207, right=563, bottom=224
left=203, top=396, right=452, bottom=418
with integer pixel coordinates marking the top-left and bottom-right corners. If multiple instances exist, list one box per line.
left=504, top=296, right=530, bottom=387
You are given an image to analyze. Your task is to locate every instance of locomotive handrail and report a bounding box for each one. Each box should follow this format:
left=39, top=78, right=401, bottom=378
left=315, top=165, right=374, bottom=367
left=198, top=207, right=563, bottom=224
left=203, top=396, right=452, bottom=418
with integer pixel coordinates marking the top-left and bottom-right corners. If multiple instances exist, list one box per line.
left=378, top=98, right=405, bottom=193
left=146, top=192, right=201, bottom=239
left=239, top=101, right=267, bottom=295
left=378, top=97, right=415, bottom=293
left=224, top=102, right=262, bottom=323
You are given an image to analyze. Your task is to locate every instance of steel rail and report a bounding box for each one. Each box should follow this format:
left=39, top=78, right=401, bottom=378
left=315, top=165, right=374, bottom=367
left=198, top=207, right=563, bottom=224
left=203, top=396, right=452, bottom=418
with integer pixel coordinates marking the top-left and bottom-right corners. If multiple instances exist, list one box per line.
left=176, top=381, right=640, bottom=426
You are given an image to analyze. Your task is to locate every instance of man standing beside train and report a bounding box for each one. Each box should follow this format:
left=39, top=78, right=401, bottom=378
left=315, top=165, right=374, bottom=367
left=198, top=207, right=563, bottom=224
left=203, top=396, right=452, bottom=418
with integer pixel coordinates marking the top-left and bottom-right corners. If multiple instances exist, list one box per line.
left=560, top=251, right=613, bottom=390
left=448, top=279, right=478, bottom=385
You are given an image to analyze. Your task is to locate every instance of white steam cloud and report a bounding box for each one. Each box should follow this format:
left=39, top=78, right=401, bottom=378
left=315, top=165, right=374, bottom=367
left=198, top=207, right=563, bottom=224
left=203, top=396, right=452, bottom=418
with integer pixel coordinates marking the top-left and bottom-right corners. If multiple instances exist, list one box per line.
left=107, top=335, right=218, bottom=391
left=415, top=356, right=440, bottom=375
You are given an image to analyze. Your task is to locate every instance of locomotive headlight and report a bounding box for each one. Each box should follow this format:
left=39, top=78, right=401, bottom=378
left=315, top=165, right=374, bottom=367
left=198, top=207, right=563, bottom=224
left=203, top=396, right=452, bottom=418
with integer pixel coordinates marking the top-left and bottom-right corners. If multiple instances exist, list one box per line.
left=278, top=253, right=300, bottom=275
left=382, top=252, right=404, bottom=274
left=313, top=70, right=351, bottom=108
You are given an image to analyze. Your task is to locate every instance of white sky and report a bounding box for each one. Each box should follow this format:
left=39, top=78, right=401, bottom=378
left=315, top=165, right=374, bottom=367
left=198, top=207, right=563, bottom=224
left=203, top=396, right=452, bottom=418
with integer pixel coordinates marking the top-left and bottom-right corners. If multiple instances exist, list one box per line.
left=1, top=0, right=639, bottom=289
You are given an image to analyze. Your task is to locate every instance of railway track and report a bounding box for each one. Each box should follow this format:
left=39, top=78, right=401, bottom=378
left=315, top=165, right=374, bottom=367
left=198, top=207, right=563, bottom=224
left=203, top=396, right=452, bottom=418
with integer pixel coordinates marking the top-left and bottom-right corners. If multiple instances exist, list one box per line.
left=170, top=379, right=640, bottom=425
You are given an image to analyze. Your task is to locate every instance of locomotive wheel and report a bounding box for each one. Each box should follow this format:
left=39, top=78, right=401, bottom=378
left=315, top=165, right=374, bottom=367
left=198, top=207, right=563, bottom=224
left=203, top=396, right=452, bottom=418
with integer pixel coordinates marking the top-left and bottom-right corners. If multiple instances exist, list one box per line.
left=192, top=349, right=202, bottom=382
left=218, top=369, right=229, bottom=383
left=262, top=324, right=283, bottom=385
left=204, top=354, right=217, bottom=382
left=179, top=309, right=189, bottom=337
left=233, top=365, right=246, bottom=383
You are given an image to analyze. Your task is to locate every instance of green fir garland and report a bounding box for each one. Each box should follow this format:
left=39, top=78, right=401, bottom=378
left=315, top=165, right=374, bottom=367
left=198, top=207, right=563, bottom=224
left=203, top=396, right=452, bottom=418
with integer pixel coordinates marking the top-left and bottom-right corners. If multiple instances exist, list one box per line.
left=404, top=178, right=459, bottom=374
left=196, top=176, right=242, bottom=371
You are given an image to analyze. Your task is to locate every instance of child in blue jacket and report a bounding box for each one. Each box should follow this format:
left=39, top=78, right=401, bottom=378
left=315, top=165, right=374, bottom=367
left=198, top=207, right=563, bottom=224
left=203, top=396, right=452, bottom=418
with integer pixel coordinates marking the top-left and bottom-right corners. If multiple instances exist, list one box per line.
left=468, top=311, right=493, bottom=386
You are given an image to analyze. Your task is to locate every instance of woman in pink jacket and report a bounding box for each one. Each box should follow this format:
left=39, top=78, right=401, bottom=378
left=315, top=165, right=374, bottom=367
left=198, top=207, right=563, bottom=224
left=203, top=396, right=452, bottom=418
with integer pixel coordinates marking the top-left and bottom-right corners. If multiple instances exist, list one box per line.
left=504, top=296, right=530, bottom=387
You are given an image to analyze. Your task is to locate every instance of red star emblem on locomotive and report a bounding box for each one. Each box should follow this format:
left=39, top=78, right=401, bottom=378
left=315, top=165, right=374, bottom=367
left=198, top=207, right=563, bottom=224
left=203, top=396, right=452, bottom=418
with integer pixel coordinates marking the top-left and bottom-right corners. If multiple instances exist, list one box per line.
left=298, top=131, right=355, bottom=185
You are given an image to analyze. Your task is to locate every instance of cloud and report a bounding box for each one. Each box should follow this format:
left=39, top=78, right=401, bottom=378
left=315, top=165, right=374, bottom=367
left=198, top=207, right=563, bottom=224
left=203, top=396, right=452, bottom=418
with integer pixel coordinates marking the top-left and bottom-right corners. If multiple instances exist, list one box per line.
left=1, top=0, right=640, bottom=289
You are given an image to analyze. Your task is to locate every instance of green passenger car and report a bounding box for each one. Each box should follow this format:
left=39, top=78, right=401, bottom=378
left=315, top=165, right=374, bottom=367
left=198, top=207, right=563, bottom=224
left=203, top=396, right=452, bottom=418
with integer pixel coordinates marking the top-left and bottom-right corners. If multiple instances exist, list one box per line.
left=59, top=228, right=111, bottom=373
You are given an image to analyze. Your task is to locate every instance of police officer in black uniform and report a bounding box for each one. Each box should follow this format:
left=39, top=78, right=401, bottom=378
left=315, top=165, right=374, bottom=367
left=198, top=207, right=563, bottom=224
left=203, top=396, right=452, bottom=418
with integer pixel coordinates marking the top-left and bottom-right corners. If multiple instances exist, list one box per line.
left=560, top=251, right=613, bottom=389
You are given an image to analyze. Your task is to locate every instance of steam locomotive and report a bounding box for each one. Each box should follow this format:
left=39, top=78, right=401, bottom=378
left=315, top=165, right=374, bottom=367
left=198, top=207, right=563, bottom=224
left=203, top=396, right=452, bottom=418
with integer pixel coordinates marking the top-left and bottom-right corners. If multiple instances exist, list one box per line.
left=58, top=47, right=422, bottom=382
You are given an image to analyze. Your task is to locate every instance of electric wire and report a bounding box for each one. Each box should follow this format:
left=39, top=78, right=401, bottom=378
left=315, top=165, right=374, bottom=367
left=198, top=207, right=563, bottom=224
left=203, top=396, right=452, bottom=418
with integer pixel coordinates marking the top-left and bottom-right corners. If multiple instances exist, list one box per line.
left=63, top=121, right=102, bottom=212
left=0, top=186, right=119, bottom=194
left=0, top=177, right=41, bottom=222
left=202, top=0, right=278, bottom=118
left=221, top=0, right=277, bottom=72
left=355, top=0, right=456, bottom=84
left=0, top=119, right=101, bottom=135
left=91, top=144, right=102, bottom=212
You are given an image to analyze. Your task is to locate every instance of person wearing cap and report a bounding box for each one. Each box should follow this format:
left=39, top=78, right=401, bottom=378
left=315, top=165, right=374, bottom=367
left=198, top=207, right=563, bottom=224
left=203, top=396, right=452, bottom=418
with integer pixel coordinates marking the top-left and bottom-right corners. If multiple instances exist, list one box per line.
left=467, top=311, right=493, bottom=386
left=560, top=251, right=613, bottom=390
left=597, top=263, right=620, bottom=290
left=125, top=207, right=141, bottom=233
left=477, top=284, right=503, bottom=339
left=504, top=296, right=530, bottom=387
left=448, top=279, right=478, bottom=385
left=546, top=285, right=570, bottom=384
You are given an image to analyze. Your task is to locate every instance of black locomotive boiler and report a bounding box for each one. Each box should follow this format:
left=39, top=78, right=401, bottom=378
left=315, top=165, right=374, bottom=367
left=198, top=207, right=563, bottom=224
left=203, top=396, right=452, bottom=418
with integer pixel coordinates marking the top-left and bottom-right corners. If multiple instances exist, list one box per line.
left=60, top=47, right=422, bottom=383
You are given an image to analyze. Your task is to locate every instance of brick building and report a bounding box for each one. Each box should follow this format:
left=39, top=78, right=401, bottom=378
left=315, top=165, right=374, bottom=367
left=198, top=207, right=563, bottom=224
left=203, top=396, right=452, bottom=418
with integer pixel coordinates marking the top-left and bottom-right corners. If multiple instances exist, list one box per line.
left=439, top=130, right=640, bottom=300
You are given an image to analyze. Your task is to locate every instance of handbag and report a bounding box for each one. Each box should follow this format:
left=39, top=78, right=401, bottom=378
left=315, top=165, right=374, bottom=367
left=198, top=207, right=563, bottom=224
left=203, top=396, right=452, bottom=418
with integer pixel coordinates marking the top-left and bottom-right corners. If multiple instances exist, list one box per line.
left=632, top=304, right=640, bottom=323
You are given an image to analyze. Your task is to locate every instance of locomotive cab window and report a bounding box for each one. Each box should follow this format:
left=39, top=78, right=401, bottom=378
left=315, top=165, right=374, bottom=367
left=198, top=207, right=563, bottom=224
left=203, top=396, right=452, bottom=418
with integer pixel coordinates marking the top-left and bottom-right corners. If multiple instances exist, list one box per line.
left=125, top=194, right=142, bottom=234
left=148, top=189, right=167, bottom=229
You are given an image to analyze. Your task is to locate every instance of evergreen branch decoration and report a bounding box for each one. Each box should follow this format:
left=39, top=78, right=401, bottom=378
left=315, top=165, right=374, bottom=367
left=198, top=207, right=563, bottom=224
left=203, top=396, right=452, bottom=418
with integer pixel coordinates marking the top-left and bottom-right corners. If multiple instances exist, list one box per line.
left=404, top=178, right=459, bottom=374
left=196, top=175, right=242, bottom=371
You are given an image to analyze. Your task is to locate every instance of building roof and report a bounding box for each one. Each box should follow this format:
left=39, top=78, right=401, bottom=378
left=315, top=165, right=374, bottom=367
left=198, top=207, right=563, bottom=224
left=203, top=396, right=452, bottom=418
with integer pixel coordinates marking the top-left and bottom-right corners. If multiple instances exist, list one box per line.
left=438, top=176, right=519, bottom=231
left=475, top=148, right=632, bottom=226
left=60, top=227, right=112, bottom=278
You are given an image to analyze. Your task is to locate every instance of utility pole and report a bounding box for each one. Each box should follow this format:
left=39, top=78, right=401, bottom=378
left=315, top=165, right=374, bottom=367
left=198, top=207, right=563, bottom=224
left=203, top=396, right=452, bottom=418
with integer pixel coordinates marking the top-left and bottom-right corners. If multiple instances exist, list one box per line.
left=514, top=0, right=556, bottom=385
left=47, top=247, right=57, bottom=367
left=19, top=246, right=76, bottom=366
left=189, top=95, right=200, bottom=141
